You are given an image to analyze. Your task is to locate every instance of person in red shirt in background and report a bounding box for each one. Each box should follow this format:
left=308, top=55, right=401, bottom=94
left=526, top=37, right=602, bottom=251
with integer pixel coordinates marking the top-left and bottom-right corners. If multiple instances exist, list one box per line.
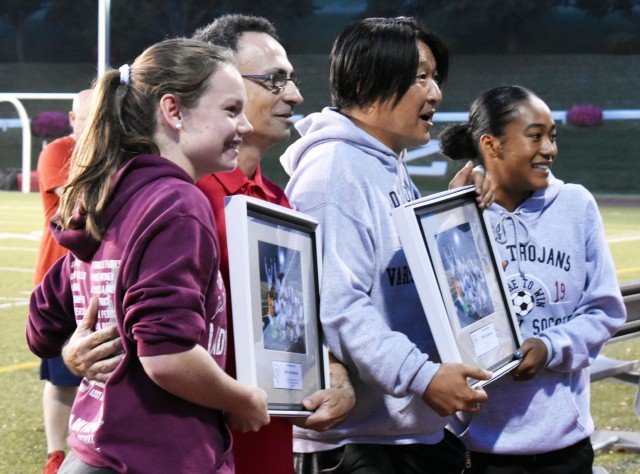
left=34, top=89, right=93, bottom=474
left=60, top=15, right=356, bottom=474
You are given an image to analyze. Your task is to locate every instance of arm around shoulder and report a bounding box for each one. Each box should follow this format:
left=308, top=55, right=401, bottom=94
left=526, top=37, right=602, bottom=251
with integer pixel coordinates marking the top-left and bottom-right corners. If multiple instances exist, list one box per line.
left=61, top=297, right=123, bottom=382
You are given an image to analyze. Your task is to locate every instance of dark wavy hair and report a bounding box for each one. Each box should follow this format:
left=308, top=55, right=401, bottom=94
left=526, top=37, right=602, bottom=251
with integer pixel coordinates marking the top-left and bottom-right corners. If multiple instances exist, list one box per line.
left=330, top=17, right=449, bottom=110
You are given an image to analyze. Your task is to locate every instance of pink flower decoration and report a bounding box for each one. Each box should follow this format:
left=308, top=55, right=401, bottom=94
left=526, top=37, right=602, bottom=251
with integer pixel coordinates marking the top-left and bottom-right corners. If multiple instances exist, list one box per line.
left=31, top=111, right=70, bottom=138
left=567, top=104, right=603, bottom=127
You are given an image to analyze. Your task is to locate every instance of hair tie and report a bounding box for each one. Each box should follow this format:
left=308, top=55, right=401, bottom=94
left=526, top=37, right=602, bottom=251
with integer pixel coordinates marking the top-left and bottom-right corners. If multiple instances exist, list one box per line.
left=119, top=64, right=130, bottom=85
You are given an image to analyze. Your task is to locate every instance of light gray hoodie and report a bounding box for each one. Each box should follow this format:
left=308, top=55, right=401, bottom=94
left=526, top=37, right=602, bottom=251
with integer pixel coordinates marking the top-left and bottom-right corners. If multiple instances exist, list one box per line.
left=452, top=175, right=626, bottom=455
left=281, top=107, right=447, bottom=451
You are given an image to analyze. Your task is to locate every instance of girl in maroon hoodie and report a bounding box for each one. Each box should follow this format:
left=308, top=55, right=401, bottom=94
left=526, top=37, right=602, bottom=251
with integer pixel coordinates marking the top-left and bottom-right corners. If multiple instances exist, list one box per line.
left=27, top=37, right=268, bottom=473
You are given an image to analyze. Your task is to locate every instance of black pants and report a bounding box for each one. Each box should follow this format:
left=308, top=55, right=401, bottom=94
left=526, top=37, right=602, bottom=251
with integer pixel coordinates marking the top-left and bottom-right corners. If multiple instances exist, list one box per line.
left=294, top=429, right=467, bottom=474
left=465, top=437, right=594, bottom=474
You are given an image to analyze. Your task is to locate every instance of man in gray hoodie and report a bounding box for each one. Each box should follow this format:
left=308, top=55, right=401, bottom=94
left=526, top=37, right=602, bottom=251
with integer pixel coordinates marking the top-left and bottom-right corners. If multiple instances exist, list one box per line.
left=281, top=17, right=493, bottom=474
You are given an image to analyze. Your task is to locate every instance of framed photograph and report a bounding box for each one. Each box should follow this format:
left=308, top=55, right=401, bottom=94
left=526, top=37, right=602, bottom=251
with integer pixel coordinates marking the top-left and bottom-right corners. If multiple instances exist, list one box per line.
left=225, top=195, right=330, bottom=415
left=392, top=186, right=523, bottom=388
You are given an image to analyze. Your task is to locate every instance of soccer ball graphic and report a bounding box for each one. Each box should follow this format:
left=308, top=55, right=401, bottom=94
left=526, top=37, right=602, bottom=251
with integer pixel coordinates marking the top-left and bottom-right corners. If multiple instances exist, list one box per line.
left=511, top=290, right=534, bottom=317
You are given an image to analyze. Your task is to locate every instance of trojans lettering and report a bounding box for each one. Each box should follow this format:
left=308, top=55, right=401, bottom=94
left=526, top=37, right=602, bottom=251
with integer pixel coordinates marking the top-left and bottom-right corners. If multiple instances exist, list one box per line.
left=505, top=243, right=571, bottom=271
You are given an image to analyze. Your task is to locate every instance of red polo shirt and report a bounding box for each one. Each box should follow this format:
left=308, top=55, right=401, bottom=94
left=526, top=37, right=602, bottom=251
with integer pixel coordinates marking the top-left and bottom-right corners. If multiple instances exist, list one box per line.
left=33, top=135, right=74, bottom=285
left=197, top=165, right=294, bottom=474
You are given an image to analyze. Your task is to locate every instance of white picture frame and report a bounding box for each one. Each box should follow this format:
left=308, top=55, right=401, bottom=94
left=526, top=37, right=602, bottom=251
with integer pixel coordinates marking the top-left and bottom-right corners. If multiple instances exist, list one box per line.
left=225, top=195, right=330, bottom=415
left=392, top=186, right=523, bottom=388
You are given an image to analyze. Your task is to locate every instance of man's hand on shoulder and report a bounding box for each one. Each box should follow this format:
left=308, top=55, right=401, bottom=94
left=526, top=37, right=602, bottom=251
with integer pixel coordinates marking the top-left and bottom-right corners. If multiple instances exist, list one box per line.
left=449, top=161, right=494, bottom=209
left=62, top=297, right=123, bottom=383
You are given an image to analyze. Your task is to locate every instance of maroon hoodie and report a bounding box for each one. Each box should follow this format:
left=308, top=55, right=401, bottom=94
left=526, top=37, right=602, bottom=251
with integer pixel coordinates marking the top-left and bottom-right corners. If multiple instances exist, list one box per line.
left=27, top=154, right=232, bottom=473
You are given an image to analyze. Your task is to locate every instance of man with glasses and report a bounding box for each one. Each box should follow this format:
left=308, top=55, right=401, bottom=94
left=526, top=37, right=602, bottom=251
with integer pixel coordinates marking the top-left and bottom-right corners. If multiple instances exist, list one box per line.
left=241, top=72, right=301, bottom=93
left=60, top=14, right=355, bottom=474
left=193, top=15, right=355, bottom=473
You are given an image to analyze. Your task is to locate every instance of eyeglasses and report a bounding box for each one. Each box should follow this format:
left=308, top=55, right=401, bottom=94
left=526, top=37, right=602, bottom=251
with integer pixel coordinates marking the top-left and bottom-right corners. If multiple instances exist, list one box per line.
left=241, top=73, right=301, bottom=94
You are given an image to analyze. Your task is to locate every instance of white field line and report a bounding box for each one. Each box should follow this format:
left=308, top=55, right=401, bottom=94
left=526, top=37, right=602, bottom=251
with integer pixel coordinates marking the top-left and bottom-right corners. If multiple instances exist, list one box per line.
left=0, top=295, right=30, bottom=309
left=0, top=232, right=41, bottom=242
left=0, top=300, right=29, bottom=309
left=0, top=246, right=37, bottom=252
left=0, top=267, right=34, bottom=273
left=607, top=235, right=640, bottom=244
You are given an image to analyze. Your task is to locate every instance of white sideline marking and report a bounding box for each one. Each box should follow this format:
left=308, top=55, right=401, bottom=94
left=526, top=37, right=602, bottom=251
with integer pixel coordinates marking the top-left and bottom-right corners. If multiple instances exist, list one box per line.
left=608, top=236, right=640, bottom=244
left=0, top=267, right=33, bottom=273
left=0, top=232, right=40, bottom=242
left=0, top=301, right=29, bottom=309
left=0, top=295, right=30, bottom=309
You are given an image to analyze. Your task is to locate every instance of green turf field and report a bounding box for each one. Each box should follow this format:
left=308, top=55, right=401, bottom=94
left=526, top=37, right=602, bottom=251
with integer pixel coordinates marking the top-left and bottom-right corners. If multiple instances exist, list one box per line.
left=0, top=190, right=638, bottom=473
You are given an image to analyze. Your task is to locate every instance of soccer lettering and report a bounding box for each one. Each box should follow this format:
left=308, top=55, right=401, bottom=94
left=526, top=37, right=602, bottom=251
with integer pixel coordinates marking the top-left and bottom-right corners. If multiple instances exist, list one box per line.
left=531, top=314, right=575, bottom=334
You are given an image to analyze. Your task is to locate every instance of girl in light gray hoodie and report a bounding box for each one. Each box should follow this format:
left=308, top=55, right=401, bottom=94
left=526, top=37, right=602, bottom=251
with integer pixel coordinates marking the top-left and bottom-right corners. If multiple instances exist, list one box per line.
left=439, top=85, right=626, bottom=474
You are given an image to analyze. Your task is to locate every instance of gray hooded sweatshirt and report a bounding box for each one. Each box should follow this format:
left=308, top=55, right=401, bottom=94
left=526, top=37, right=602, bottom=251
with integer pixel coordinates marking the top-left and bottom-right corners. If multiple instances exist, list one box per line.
left=452, top=176, right=625, bottom=454
left=281, top=107, right=447, bottom=451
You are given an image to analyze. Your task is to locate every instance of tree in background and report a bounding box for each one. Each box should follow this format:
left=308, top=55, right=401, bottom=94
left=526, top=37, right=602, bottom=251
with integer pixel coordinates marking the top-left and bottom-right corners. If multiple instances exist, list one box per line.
left=363, top=0, right=556, bottom=53
left=4, top=0, right=638, bottom=62
left=454, top=0, right=556, bottom=53
left=0, top=0, right=49, bottom=62
left=43, top=0, right=314, bottom=63
left=573, top=0, right=640, bottom=20
left=151, top=0, right=314, bottom=37
left=362, top=0, right=445, bottom=18
left=220, top=0, right=315, bottom=21
left=363, top=0, right=640, bottom=53
left=44, top=0, right=171, bottom=63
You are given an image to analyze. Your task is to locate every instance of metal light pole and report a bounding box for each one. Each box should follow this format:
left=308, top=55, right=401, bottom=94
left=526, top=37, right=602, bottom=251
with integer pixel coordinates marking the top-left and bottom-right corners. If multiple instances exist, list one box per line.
left=98, top=0, right=111, bottom=77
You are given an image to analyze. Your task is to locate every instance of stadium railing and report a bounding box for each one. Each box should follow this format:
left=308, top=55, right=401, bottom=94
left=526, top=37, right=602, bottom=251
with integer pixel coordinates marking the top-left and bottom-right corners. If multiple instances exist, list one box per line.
left=590, top=280, right=640, bottom=456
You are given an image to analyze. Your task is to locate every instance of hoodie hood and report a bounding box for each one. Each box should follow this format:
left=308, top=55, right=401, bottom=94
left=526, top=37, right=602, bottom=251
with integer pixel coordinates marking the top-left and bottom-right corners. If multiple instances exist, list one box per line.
left=281, top=107, right=401, bottom=177
left=52, top=154, right=192, bottom=261
left=283, top=106, right=447, bottom=448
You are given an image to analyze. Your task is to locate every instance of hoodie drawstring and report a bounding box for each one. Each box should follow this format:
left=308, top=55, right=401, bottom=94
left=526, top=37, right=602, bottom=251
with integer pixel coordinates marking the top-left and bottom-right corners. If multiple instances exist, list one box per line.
left=396, top=151, right=416, bottom=203
left=495, top=210, right=530, bottom=275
